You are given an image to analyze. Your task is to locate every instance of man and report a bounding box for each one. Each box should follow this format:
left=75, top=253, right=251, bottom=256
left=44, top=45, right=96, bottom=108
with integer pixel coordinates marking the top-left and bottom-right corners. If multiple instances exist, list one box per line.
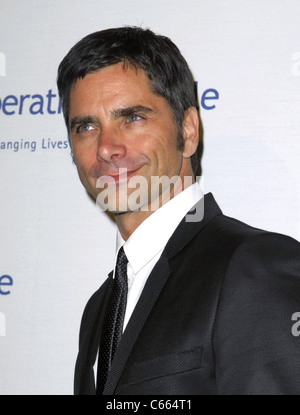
left=57, top=26, right=300, bottom=395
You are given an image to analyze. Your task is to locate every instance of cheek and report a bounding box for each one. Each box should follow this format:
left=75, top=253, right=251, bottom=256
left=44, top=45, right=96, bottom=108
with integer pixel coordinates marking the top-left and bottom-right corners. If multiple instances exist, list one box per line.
left=73, top=153, right=88, bottom=175
left=155, top=132, right=182, bottom=168
left=73, top=140, right=96, bottom=169
left=142, top=123, right=178, bottom=156
left=73, top=148, right=96, bottom=186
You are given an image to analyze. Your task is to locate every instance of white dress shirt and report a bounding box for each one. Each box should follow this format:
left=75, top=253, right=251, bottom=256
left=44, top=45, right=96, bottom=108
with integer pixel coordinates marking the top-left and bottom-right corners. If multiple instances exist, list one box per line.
left=114, top=181, right=203, bottom=331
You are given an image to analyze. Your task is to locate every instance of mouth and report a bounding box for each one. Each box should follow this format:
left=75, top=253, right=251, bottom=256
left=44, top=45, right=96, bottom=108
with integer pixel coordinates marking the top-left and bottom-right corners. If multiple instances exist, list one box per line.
left=99, top=167, right=141, bottom=184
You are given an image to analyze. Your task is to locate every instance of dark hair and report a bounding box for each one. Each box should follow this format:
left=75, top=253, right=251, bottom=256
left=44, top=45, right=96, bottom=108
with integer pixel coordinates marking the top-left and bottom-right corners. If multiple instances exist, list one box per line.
left=57, top=26, right=200, bottom=174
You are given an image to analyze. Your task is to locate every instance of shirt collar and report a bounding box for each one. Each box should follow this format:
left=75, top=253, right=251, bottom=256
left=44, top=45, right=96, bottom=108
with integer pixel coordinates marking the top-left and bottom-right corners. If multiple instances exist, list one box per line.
left=116, top=182, right=203, bottom=275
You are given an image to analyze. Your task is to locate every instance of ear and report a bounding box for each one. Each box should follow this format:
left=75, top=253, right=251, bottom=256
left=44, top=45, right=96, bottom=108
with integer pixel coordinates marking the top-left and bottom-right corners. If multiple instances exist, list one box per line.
left=181, top=107, right=199, bottom=158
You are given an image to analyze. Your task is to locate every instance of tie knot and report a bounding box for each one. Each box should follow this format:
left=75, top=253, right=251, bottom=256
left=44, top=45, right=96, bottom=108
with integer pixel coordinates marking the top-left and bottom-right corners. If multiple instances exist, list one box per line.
left=117, top=246, right=128, bottom=266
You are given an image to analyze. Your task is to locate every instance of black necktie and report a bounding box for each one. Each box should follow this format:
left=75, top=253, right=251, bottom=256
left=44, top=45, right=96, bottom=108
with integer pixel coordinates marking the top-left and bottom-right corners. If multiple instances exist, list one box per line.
left=96, top=246, right=128, bottom=395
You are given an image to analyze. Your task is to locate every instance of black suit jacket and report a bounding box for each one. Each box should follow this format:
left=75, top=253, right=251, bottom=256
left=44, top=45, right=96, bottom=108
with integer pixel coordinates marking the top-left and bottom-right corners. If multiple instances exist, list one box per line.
left=74, top=193, right=300, bottom=395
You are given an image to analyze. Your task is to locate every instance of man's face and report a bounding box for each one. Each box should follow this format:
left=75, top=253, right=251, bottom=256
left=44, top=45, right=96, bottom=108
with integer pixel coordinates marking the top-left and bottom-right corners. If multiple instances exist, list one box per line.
left=69, top=63, right=195, bottom=213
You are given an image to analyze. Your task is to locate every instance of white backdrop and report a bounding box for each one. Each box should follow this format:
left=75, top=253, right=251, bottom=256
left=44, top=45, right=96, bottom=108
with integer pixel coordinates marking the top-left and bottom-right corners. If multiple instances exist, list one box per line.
left=0, top=0, right=299, bottom=395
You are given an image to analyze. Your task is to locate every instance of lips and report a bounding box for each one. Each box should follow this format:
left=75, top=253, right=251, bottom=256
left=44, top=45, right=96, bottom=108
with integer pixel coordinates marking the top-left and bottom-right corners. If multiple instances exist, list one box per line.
left=98, top=167, right=141, bottom=185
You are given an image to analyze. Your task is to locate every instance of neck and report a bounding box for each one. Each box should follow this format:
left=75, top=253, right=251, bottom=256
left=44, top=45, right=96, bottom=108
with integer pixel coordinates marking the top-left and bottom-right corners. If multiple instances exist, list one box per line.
left=114, top=209, right=154, bottom=241
left=115, top=171, right=195, bottom=241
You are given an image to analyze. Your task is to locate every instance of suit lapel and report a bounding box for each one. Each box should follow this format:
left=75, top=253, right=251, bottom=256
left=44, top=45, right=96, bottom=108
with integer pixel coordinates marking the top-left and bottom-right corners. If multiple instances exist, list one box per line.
left=103, top=193, right=222, bottom=394
left=163, top=192, right=222, bottom=259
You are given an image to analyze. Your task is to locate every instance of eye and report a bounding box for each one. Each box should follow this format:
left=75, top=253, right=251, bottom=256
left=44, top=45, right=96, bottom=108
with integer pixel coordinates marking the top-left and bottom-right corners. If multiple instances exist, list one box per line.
left=76, top=123, right=95, bottom=133
left=126, top=114, right=143, bottom=123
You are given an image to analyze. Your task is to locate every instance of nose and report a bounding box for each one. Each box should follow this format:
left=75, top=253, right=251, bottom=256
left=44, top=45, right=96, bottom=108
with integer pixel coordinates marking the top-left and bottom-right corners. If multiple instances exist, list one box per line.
left=96, top=128, right=126, bottom=163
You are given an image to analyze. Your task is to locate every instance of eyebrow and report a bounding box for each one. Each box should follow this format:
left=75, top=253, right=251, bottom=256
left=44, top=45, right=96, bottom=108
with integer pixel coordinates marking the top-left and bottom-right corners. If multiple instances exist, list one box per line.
left=111, top=105, right=154, bottom=119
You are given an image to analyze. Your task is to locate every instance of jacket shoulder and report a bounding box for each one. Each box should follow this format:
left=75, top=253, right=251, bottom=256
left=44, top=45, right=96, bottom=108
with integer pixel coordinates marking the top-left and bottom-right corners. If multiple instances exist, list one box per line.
left=212, top=218, right=300, bottom=394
